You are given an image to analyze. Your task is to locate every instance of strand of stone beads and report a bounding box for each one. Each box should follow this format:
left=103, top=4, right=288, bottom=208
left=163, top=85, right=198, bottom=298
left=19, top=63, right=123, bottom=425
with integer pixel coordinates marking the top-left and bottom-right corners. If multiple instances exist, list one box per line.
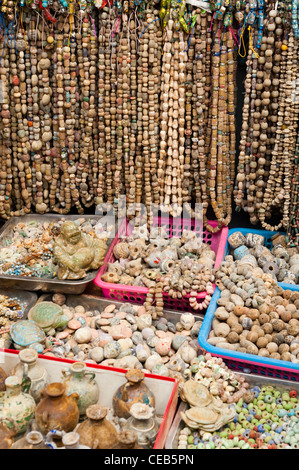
left=234, top=48, right=253, bottom=211
left=219, top=31, right=234, bottom=229
left=286, top=129, right=299, bottom=246
left=77, top=15, right=94, bottom=208
left=96, top=9, right=112, bottom=204
left=254, top=11, right=282, bottom=220
left=9, top=33, right=24, bottom=216
left=127, top=14, right=137, bottom=211
left=109, top=9, right=119, bottom=207
left=140, top=13, right=152, bottom=215
left=61, top=14, right=77, bottom=214
left=135, top=12, right=144, bottom=211
left=87, top=12, right=98, bottom=207
left=49, top=18, right=59, bottom=212
left=49, top=21, right=65, bottom=213
left=158, top=20, right=172, bottom=208
left=28, top=19, right=38, bottom=212
left=245, top=31, right=260, bottom=224
left=21, top=16, right=36, bottom=212
left=97, top=14, right=106, bottom=206
left=259, top=30, right=297, bottom=230
left=225, top=32, right=236, bottom=227
left=182, top=19, right=195, bottom=208
left=0, top=35, right=11, bottom=218
left=68, top=15, right=82, bottom=213
left=18, top=28, right=33, bottom=215
left=120, top=18, right=131, bottom=207
left=114, top=16, right=125, bottom=213
left=151, top=7, right=162, bottom=206
left=204, top=26, right=224, bottom=233
left=188, top=11, right=203, bottom=216
left=37, top=46, right=53, bottom=214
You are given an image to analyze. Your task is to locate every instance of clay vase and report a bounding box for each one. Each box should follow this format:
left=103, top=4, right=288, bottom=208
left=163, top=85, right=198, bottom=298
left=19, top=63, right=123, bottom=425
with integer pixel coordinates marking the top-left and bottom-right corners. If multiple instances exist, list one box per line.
left=12, top=348, right=48, bottom=402
left=61, top=361, right=99, bottom=415
left=11, top=431, right=49, bottom=449
left=122, top=403, right=159, bottom=449
left=113, top=430, right=143, bottom=450
left=35, top=383, right=79, bottom=434
left=112, top=369, right=155, bottom=419
left=0, top=367, right=7, bottom=392
left=0, top=420, right=16, bottom=449
left=77, top=405, right=118, bottom=449
left=0, top=376, right=36, bottom=435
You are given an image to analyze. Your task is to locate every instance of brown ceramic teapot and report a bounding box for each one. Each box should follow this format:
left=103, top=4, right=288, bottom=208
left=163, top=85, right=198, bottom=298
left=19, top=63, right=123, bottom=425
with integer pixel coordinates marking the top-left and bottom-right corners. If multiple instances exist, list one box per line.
left=35, top=382, right=79, bottom=434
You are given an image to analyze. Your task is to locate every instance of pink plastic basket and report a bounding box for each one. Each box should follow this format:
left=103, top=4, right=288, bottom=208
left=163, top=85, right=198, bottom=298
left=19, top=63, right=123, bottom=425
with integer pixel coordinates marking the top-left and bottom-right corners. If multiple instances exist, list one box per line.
left=94, top=217, right=228, bottom=312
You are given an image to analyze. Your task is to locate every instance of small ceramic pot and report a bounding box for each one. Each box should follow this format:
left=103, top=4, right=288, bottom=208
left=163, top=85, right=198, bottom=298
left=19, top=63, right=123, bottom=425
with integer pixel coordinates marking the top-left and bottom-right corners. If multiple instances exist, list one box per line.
left=11, top=431, right=49, bottom=449
left=12, top=348, right=48, bottom=402
left=35, top=383, right=79, bottom=434
left=0, top=376, right=36, bottom=435
left=112, top=369, right=155, bottom=419
left=61, top=361, right=99, bottom=415
left=0, top=420, right=16, bottom=449
left=62, top=432, right=90, bottom=449
left=113, top=430, right=143, bottom=449
left=77, top=405, right=118, bottom=449
left=122, top=403, right=159, bottom=448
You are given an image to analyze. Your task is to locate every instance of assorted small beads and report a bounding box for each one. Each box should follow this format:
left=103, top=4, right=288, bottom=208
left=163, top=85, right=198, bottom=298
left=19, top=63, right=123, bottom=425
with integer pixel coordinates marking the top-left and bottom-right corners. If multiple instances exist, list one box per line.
left=178, top=386, right=299, bottom=449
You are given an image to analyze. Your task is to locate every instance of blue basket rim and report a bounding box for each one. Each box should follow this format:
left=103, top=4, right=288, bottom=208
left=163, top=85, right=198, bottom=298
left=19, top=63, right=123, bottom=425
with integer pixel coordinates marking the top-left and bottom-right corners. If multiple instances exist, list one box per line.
left=198, top=286, right=299, bottom=374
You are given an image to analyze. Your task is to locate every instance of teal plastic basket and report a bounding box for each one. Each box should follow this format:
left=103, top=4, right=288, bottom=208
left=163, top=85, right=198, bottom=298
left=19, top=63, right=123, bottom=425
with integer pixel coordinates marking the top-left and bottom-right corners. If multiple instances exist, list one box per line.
left=224, top=228, right=299, bottom=292
left=198, top=287, right=299, bottom=381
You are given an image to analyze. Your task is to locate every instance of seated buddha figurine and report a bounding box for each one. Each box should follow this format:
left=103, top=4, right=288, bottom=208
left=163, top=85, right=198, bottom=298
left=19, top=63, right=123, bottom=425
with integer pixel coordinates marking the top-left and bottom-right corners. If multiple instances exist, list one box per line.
left=53, top=221, right=108, bottom=280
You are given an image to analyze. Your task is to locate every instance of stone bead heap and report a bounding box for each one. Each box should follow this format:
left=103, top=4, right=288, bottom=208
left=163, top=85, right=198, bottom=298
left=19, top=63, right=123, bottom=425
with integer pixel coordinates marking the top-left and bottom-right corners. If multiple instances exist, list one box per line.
left=210, top=253, right=299, bottom=363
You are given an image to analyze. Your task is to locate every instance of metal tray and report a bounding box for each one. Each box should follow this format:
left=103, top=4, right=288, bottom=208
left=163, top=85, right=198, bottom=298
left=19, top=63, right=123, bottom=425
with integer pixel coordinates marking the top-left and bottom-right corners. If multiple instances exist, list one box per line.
left=35, top=294, right=205, bottom=324
left=0, top=289, right=37, bottom=317
left=0, top=215, right=111, bottom=294
left=165, top=373, right=299, bottom=449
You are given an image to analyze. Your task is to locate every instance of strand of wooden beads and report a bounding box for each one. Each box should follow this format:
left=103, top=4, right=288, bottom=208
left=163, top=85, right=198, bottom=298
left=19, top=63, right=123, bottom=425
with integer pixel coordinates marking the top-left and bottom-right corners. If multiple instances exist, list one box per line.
left=286, top=129, right=299, bottom=246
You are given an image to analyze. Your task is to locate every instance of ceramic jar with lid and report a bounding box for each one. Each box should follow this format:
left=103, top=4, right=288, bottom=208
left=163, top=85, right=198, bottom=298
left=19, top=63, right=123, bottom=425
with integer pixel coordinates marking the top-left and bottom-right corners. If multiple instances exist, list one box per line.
left=12, top=348, right=48, bottom=402
left=112, top=369, right=155, bottom=419
left=77, top=405, right=118, bottom=449
left=122, top=403, right=159, bottom=448
left=0, top=376, right=36, bottom=435
left=35, top=383, right=79, bottom=434
left=61, top=361, right=99, bottom=415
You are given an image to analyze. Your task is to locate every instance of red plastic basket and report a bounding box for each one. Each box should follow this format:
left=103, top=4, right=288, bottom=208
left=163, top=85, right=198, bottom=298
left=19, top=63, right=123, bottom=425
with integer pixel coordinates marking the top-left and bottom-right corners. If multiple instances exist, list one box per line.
left=94, top=217, right=228, bottom=312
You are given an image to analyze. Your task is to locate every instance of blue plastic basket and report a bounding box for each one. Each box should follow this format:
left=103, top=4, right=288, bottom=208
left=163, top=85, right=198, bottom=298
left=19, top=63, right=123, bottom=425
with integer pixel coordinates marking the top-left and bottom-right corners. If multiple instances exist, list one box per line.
left=198, top=287, right=299, bottom=382
left=224, top=227, right=299, bottom=292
